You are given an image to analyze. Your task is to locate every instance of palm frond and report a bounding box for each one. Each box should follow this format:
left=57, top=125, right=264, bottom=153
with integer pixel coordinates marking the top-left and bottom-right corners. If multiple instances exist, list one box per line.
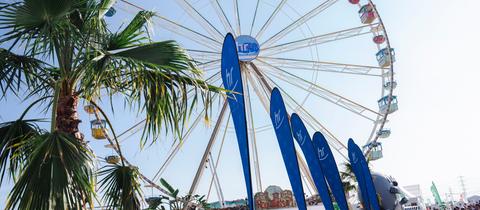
left=5, top=131, right=95, bottom=210
left=79, top=41, right=223, bottom=143
left=112, top=41, right=196, bottom=70
left=0, top=0, right=85, bottom=57
left=108, top=10, right=155, bottom=50
left=98, top=164, right=143, bottom=210
left=0, top=48, right=54, bottom=98
left=0, top=119, right=41, bottom=185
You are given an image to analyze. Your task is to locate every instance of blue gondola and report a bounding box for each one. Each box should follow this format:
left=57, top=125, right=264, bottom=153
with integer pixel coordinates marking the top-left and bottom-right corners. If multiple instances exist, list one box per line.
left=376, top=48, right=396, bottom=67
left=105, top=7, right=116, bottom=17
left=377, top=129, right=391, bottom=138
left=378, top=95, right=398, bottom=114
left=363, top=142, right=383, bottom=161
left=384, top=81, right=397, bottom=90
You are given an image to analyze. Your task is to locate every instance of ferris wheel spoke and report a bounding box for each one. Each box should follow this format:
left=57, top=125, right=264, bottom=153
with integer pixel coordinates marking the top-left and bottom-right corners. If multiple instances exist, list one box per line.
left=253, top=66, right=348, bottom=159
left=257, top=56, right=385, bottom=77
left=244, top=66, right=271, bottom=112
left=260, top=0, right=339, bottom=48
left=242, top=68, right=263, bottom=192
left=152, top=15, right=221, bottom=50
left=117, top=1, right=221, bottom=50
left=195, top=59, right=220, bottom=68
left=210, top=0, right=236, bottom=35
left=265, top=67, right=379, bottom=122
left=151, top=107, right=208, bottom=182
left=233, top=0, right=241, bottom=35
left=175, top=0, right=224, bottom=41
left=256, top=60, right=381, bottom=122
left=249, top=0, right=260, bottom=36
left=261, top=23, right=378, bottom=56
left=255, top=68, right=349, bottom=159
left=254, top=0, right=287, bottom=40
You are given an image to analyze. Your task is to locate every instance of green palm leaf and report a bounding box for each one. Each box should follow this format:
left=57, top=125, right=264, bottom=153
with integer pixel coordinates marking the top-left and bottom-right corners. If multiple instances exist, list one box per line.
left=98, top=164, right=143, bottom=210
left=5, top=131, right=95, bottom=210
left=0, top=48, right=53, bottom=98
left=108, top=10, right=155, bottom=50
left=80, top=40, right=222, bottom=143
left=0, top=119, right=40, bottom=185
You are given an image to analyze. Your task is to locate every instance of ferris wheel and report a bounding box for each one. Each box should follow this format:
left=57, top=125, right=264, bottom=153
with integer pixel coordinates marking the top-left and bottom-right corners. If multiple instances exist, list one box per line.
left=90, top=0, right=398, bottom=206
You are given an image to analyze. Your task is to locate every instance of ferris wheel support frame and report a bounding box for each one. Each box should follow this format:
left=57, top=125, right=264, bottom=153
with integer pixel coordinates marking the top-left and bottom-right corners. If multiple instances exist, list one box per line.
left=113, top=0, right=396, bottom=202
left=188, top=101, right=229, bottom=196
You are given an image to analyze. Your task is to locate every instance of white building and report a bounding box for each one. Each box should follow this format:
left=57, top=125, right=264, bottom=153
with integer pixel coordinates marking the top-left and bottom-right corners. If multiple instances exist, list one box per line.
left=402, top=185, right=426, bottom=210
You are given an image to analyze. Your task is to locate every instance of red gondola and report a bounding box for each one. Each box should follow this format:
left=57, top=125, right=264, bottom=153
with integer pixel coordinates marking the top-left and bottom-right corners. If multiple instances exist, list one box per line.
left=373, top=35, right=386, bottom=44
left=349, top=0, right=360, bottom=4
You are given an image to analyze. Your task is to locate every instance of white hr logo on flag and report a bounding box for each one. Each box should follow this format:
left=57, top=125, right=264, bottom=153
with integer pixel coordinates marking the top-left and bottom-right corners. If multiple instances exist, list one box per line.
left=274, top=109, right=284, bottom=129
left=318, top=147, right=328, bottom=160
left=226, top=67, right=238, bottom=90
left=296, top=130, right=306, bottom=146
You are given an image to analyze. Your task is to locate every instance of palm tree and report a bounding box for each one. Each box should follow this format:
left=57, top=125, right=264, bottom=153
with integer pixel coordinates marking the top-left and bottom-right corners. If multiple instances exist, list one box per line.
left=340, top=162, right=357, bottom=198
left=0, top=0, right=220, bottom=209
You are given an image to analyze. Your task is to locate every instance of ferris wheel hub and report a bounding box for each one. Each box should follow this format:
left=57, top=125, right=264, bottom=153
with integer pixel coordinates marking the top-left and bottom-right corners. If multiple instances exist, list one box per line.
left=236, top=35, right=260, bottom=62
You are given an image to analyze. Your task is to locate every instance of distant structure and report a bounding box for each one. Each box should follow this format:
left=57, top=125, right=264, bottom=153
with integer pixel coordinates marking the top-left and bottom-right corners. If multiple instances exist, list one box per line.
left=467, top=195, right=480, bottom=204
left=459, top=176, right=467, bottom=202
left=403, top=184, right=426, bottom=209
left=254, top=185, right=295, bottom=209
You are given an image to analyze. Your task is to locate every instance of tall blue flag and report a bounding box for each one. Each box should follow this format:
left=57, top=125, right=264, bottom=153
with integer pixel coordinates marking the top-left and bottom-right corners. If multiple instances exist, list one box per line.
left=269, top=88, right=307, bottom=210
left=348, top=139, right=369, bottom=209
left=221, top=33, right=254, bottom=210
left=312, top=132, right=349, bottom=210
left=348, top=139, right=380, bottom=210
left=290, top=113, right=334, bottom=210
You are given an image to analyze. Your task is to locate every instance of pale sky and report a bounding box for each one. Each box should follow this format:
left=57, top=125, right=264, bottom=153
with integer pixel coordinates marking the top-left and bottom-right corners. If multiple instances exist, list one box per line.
left=1, top=0, right=480, bottom=207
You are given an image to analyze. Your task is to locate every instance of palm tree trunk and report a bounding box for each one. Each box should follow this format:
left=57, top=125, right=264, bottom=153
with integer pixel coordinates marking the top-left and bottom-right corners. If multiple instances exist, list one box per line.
left=55, top=87, right=83, bottom=141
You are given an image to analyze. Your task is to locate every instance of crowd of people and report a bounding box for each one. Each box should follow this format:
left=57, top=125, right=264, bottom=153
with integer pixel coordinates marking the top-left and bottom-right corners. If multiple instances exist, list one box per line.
left=452, top=202, right=480, bottom=210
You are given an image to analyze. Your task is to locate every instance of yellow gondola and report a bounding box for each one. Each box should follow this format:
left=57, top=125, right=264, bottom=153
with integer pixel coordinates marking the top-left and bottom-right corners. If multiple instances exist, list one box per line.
left=91, top=120, right=108, bottom=139
left=105, top=155, right=120, bottom=164
left=84, top=104, right=96, bottom=114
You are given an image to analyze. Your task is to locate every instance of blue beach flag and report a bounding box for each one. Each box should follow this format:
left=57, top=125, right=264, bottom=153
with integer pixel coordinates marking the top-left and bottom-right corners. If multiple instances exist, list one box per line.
left=348, top=139, right=380, bottom=210
left=348, top=139, right=369, bottom=209
left=312, top=132, right=349, bottom=210
left=290, top=113, right=334, bottom=210
left=269, top=88, right=307, bottom=210
left=220, top=33, right=254, bottom=210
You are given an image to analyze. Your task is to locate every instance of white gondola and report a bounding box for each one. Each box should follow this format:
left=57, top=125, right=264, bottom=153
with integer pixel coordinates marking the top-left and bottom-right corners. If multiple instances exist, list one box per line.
left=364, top=142, right=383, bottom=161
left=378, top=95, right=398, bottom=114
left=384, top=81, right=397, bottom=90
left=376, top=48, right=396, bottom=68
left=377, top=129, right=391, bottom=138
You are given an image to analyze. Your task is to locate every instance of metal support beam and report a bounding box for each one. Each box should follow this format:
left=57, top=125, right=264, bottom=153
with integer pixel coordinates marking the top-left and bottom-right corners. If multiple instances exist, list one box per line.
left=188, top=101, right=229, bottom=196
